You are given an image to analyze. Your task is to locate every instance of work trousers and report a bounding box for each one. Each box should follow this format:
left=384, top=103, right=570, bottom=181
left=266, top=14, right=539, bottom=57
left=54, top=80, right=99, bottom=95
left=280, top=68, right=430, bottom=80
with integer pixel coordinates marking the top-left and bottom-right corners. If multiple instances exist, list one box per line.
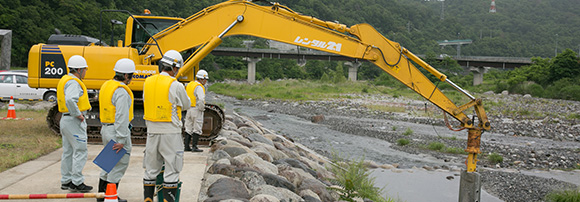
left=143, top=133, right=184, bottom=182
left=184, top=108, right=204, bottom=135
left=60, top=115, right=88, bottom=185
left=99, top=125, right=131, bottom=183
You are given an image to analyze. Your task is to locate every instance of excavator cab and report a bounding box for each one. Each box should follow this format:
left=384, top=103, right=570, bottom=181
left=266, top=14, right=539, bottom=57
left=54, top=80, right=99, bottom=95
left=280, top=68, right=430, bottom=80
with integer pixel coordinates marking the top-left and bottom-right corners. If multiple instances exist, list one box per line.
left=125, top=15, right=183, bottom=52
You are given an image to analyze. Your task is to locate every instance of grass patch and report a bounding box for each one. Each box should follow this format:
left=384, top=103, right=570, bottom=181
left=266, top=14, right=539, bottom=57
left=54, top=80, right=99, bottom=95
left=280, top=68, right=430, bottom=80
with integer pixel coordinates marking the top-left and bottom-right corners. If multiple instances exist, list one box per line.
left=567, top=113, right=580, bottom=120
left=0, top=109, right=61, bottom=172
left=420, top=142, right=467, bottom=154
left=396, top=138, right=410, bottom=146
left=327, top=154, right=396, bottom=202
left=427, top=142, right=445, bottom=151
left=545, top=189, right=580, bottom=202
left=209, top=79, right=387, bottom=100
left=211, top=80, right=398, bottom=101
left=488, top=152, right=504, bottom=164
left=402, top=128, right=413, bottom=136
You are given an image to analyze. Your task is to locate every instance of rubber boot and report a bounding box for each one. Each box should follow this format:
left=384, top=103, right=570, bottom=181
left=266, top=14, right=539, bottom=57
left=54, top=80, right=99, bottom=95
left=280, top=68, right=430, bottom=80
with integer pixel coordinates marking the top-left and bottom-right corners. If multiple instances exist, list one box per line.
left=184, top=133, right=192, bottom=151
left=191, top=133, right=203, bottom=152
left=144, top=179, right=156, bottom=202
left=96, top=179, right=107, bottom=202
left=114, top=183, right=127, bottom=202
left=162, top=182, right=179, bottom=202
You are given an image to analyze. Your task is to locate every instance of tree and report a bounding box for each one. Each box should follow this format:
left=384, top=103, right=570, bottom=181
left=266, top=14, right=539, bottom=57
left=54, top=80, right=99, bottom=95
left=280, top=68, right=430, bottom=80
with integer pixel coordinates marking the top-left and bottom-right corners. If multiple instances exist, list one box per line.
left=549, top=49, right=580, bottom=83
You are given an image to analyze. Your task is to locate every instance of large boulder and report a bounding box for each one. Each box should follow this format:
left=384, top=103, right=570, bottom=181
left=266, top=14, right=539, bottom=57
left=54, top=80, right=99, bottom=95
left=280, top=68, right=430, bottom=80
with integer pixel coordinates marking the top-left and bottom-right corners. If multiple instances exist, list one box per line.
left=274, top=158, right=317, bottom=178
left=298, top=179, right=334, bottom=202
left=240, top=171, right=267, bottom=190
left=208, top=163, right=236, bottom=176
left=234, top=153, right=278, bottom=175
left=206, top=178, right=251, bottom=201
left=261, top=173, right=297, bottom=193
left=248, top=133, right=274, bottom=146
left=251, top=185, right=303, bottom=202
left=249, top=194, right=280, bottom=202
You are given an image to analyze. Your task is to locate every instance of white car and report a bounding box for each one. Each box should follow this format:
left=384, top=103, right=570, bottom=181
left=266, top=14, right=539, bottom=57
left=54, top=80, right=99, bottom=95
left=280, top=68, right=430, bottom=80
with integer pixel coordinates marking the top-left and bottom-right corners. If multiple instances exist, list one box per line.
left=0, top=70, right=56, bottom=102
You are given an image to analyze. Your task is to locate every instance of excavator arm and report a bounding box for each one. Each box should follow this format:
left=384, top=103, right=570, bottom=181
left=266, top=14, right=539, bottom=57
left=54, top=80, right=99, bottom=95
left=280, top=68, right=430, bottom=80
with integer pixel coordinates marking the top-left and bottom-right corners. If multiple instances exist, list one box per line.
left=144, top=0, right=490, bottom=171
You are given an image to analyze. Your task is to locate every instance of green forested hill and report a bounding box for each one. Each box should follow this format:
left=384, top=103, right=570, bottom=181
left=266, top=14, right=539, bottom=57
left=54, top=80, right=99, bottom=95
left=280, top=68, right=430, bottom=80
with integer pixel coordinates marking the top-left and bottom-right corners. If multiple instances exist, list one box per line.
left=1, top=0, right=579, bottom=67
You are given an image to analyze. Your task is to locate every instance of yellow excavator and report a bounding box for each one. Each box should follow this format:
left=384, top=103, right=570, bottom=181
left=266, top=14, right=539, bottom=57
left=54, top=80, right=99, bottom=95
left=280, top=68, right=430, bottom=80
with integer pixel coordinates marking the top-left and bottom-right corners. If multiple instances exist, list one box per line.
left=27, top=0, right=489, bottom=173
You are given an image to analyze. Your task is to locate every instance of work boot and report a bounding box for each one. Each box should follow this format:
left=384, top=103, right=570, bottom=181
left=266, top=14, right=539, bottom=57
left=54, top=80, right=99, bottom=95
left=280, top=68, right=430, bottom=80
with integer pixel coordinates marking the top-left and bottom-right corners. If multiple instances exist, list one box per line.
left=115, top=183, right=128, bottom=202
left=61, top=181, right=73, bottom=190
left=162, top=182, right=179, bottom=202
left=192, top=146, right=203, bottom=153
left=71, top=182, right=93, bottom=192
left=96, top=179, right=108, bottom=202
left=144, top=179, right=156, bottom=202
left=184, top=133, right=192, bottom=151
left=191, top=133, right=203, bottom=152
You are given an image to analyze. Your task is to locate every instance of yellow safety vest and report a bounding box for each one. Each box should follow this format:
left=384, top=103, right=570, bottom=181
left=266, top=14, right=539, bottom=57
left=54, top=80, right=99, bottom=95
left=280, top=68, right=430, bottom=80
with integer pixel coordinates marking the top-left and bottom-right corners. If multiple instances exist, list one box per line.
left=99, top=80, right=134, bottom=123
left=57, top=75, right=91, bottom=113
left=143, top=74, right=181, bottom=122
left=186, top=80, right=205, bottom=107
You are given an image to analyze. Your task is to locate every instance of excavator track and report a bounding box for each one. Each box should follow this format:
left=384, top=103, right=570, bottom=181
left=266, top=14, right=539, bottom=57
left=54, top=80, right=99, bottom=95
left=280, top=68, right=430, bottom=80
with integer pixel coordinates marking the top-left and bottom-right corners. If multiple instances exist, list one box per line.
left=46, top=101, right=224, bottom=145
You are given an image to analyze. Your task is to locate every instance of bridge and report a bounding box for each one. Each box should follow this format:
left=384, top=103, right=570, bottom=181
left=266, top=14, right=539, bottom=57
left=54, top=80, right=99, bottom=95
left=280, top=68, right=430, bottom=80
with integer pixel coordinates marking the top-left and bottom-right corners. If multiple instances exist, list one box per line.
left=210, top=47, right=532, bottom=85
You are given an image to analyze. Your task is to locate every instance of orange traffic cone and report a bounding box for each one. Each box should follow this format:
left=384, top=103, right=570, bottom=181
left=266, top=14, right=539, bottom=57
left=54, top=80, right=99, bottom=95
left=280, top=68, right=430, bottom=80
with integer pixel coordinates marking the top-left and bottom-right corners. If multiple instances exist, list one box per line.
left=104, top=183, right=118, bottom=202
left=6, top=96, right=16, bottom=119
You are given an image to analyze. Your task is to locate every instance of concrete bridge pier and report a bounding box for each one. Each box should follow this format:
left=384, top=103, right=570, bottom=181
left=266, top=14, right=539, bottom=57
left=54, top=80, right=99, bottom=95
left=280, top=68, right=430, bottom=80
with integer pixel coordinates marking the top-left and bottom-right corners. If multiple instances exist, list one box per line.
left=344, top=61, right=362, bottom=81
left=470, top=66, right=488, bottom=86
left=244, top=57, right=261, bottom=83
left=0, top=29, right=12, bottom=70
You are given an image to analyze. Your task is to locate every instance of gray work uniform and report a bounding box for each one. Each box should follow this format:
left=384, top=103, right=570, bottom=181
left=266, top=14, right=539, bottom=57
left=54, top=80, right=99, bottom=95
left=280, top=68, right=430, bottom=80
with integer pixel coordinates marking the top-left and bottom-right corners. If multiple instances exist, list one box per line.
left=60, top=73, right=89, bottom=186
left=143, top=72, right=191, bottom=183
left=100, top=82, right=132, bottom=183
left=184, top=81, right=205, bottom=135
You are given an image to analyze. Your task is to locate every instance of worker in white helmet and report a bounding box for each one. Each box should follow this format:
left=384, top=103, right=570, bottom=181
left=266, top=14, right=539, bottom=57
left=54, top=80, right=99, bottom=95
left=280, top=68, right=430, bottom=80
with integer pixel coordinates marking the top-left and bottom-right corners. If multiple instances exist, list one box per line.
left=142, top=50, right=191, bottom=202
left=57, top=55, right=93, bottom=192
left=96, top=58, right=136, bottom=202
left=184, top=69, right=209, bottom=152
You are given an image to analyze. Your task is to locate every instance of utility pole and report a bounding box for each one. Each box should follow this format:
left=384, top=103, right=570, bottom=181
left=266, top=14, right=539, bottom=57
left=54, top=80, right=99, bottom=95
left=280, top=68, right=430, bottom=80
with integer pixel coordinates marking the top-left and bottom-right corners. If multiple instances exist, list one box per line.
left=555, top=34, right=558, bottom=57
left=438, top=0, right=445, bottom=20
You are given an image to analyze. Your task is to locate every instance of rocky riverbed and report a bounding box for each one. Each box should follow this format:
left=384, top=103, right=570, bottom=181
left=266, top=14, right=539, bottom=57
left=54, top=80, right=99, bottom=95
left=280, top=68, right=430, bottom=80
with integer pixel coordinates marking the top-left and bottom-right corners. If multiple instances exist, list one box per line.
left=3, top=90, right=578, bottom=201
left=208, top=90, right=580, bottom=202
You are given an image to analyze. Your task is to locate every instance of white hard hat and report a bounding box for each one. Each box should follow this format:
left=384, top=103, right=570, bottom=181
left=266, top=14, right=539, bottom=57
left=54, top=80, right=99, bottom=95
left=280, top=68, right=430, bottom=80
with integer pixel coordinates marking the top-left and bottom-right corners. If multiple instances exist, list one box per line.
left=113, top=58, right=137, bottom=73
left=196, top=69, right=209, bottom=79
left=160, top=50, right=183, bottom=68
left=67, top=55, right=88, bottom=69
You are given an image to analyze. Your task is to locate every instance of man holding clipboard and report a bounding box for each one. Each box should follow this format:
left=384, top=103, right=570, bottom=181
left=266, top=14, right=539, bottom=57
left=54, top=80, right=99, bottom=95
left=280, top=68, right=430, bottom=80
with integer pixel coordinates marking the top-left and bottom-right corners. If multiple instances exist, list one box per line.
left=95, top=58, right=136, bottom=202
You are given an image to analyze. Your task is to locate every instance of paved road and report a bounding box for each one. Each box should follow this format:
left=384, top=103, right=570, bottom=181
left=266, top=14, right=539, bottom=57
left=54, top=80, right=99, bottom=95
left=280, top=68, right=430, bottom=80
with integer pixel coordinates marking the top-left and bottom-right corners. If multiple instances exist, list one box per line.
left=0, top=144, right=209, bottom=202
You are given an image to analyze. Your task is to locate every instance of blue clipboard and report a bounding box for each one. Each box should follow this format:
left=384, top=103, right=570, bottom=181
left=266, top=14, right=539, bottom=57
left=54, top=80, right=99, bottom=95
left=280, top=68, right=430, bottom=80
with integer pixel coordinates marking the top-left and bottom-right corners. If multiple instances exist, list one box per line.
left=93, top=140, right=127, bottom=173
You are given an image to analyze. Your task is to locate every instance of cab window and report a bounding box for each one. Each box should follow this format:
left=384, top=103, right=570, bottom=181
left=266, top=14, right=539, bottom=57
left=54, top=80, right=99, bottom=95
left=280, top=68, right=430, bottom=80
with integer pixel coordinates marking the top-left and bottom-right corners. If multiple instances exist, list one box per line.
left=131, top=18, right=180, bottom=51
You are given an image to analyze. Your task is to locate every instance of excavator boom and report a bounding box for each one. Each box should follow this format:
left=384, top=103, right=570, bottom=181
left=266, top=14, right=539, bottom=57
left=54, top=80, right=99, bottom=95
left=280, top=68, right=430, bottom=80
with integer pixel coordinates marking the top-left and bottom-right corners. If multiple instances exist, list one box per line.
left=143, top=0, right=490, bottom=131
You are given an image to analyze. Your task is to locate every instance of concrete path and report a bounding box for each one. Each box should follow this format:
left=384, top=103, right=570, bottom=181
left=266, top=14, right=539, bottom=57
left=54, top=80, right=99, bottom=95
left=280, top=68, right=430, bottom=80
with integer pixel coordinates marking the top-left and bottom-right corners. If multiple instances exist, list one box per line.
left=0, top=144, right=209, bottom=202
